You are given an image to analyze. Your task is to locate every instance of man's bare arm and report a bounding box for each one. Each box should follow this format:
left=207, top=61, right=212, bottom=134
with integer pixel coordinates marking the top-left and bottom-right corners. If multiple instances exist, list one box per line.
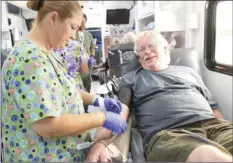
left=92, top=86, right=133, bottom=144
left=213, top=108, right=225, bottom=119
left=93, top=103, right=130, bottom=142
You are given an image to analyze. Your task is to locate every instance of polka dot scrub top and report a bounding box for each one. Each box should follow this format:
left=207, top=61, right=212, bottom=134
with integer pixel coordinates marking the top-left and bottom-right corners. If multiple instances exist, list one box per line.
left=54, top=40, right=90, bottom=90
left=1, top=39, right=92, bottom=162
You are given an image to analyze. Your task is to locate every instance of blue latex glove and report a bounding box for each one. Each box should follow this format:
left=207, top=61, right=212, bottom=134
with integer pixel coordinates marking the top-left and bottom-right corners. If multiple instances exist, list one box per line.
left=88, top=56, right=96, bottom=67
left=93, top=97, right=122, bottom=114
left=103, top=112, right=127, bottom=135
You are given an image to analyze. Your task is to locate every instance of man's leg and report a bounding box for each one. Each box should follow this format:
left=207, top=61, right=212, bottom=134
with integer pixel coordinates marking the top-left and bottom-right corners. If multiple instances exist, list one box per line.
left=146, top=128, right=206, bottom=162
left=146, top=126, right=232, bottom=162
left=204, top=118, right=233, bottom=155
left=186, top=145, right=232, bottom=162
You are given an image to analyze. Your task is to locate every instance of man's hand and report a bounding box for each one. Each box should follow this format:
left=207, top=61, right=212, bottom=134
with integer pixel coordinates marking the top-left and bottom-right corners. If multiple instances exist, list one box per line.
left=86, top=142, right=108, bottom=162
left=213, top=108, right=225, bottom=119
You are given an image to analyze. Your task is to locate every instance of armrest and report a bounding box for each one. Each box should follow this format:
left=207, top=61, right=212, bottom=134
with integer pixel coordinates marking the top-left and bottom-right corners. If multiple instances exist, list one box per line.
left=112, top=113, right=133, bottom=161
left=131, top=127, right=146, bottom=162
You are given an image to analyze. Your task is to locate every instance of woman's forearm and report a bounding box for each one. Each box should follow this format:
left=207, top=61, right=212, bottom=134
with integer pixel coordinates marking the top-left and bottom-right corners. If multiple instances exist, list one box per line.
left=79, top=89, right=96, bottom=105
left=79, top=62, right=89, bottom=75
left=32, top=112, right=105, bottom=138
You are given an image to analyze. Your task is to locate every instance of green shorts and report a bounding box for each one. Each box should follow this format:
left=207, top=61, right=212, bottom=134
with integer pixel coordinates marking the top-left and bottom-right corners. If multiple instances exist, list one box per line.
left=145, top=118, right=233, bottom=162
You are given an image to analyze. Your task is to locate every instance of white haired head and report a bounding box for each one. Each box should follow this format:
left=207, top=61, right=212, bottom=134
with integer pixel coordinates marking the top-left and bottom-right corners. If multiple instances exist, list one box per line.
left=134, top=30, right=171, bottom=71
left=134, top=30, right=169, bottom=55
left=122, top=32, right=136, bottom=44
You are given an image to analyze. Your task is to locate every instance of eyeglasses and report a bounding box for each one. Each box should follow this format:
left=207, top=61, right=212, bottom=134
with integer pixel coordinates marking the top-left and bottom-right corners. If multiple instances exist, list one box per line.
left=137, top=44, right=162, bottom=55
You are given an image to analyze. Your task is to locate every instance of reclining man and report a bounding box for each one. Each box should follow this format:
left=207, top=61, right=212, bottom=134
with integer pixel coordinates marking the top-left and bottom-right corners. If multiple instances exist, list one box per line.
left=86, top=30, right=233, bottom=162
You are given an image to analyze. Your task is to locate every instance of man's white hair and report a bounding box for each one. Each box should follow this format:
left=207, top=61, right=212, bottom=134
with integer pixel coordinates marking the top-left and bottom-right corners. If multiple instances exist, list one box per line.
left=134, top=30, right=169, bottom=54
left=122, top=32, right=136, bottom=44
left=134, top=30, right=171, bottom=65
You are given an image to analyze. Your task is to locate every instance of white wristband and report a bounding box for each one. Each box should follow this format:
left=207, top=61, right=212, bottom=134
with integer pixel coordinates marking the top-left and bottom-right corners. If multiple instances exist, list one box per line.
left=98, top=97, right=106, bottom=110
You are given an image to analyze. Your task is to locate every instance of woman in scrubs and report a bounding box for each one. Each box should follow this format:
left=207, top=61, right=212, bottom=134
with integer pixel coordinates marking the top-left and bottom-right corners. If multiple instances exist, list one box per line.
left=1, top=0, right=127, bottom=162
left=54, top=39, right=89, bottom=90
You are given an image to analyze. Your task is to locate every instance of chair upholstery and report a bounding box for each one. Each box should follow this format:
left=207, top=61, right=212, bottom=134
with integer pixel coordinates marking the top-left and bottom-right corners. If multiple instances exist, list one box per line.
left=130, top=126, right=146, bottom=162
left=124, top=48, right=201, bottom=161
left=169, top=48, right=201, bottom=75
left=120, top=51, right=140, bottom=76
left=108, top=43, right=134, bottom=78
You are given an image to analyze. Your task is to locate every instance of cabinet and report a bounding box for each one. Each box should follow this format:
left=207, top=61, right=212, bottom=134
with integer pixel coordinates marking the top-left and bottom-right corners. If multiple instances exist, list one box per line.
left=154, top=11, right=185, bottom=32
left=135, top=1, right=186, bottom=33
left=136, top=13, right=155, bottom=33
left=135, top=1, right=156, bottom=33
left=137, top=1, right=154, bottom=19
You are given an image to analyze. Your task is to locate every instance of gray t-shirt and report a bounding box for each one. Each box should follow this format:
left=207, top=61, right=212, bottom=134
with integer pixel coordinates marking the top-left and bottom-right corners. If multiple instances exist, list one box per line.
left=120, top=66, right=218, bottom=149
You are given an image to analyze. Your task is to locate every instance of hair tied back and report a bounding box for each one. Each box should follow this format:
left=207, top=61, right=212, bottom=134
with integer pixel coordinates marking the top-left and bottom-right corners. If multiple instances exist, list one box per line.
left=36, top=0, right=44, bottom=11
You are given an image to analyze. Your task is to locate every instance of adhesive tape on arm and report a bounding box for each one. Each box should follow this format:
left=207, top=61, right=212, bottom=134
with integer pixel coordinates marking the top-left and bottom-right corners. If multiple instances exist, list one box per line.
left=98, top=97, right=106, bottom=111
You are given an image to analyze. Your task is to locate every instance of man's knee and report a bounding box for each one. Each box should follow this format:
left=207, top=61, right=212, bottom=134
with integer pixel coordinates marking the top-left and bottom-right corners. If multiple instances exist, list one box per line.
left=186, top=145, right=233, bottom=162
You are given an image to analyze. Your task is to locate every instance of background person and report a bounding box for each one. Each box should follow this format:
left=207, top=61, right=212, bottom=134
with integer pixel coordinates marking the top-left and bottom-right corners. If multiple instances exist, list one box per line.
left=122, top=31, right=136, bottom=44
left=76, top=14, right=96, bottom=92
left=54, top=39, right=89, bottom=90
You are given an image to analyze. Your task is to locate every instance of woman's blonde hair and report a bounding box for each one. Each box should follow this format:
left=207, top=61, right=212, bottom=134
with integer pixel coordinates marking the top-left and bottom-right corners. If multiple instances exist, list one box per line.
left=26, top=0, right=82, bottom=23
